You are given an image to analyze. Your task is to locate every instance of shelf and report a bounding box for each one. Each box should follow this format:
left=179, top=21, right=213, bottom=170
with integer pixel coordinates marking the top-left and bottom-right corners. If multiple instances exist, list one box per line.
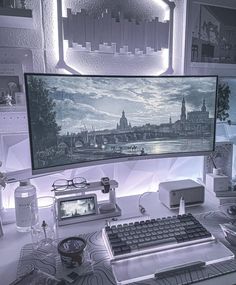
left=0, top=107, right=28, bottom=133
left=0, top=105, right=26, bottom=112
left=0, top=7, right=33, bottom=29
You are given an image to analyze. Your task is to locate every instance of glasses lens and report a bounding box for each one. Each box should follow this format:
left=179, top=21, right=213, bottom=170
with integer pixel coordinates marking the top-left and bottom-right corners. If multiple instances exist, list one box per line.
left=73, top=177, right=87, bottom=188
left=53, top=179, right=68, bottom=191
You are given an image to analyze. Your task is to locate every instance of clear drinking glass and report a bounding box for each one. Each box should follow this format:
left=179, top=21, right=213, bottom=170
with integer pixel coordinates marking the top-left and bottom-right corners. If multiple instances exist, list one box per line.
left=30, top=196, right=58, bottom=255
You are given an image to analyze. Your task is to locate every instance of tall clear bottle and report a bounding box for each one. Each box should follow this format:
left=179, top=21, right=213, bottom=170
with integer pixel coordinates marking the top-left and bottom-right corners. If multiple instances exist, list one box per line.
left=14, top=179, right=38, bottom=232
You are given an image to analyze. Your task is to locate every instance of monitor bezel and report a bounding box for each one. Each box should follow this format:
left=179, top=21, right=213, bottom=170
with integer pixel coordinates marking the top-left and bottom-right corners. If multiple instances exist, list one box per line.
left=24, top=73, right=218, bottom=175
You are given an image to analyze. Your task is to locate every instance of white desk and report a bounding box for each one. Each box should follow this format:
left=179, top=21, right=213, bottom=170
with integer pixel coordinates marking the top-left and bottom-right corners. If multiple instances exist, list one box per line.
left=0, top=190, right=236, bottom=285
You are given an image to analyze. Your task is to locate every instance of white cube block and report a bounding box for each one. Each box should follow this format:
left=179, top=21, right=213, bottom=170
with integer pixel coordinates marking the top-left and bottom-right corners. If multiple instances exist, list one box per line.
left=205, top=173, right=229, bottom=192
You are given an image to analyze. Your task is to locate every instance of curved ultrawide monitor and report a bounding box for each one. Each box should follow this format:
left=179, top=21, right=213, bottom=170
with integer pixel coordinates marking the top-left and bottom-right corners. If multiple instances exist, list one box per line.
left=25, top=74, right=218, bottom=175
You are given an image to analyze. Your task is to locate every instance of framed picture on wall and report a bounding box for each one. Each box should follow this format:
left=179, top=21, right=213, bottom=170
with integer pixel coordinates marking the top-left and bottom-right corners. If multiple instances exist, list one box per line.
left=216, top=76, right=236, bottom=142
left=217, top=77, right=236, bottom=125
left=0, top=64, right=24, bottom=107
left=184, top=0, right=236, bottom=75
left=215, top=77, right=236, bottom=182
left=0, top=75, right=20, bottom=105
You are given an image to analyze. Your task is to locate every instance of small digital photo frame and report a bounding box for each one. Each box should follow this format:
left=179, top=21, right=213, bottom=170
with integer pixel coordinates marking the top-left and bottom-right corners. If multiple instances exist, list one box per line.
left=57, top=194, right=98, bottom=225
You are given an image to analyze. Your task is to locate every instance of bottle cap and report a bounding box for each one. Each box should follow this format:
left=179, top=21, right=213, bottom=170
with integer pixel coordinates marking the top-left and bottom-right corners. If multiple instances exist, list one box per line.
left=19, top=180, right=30, bottom=186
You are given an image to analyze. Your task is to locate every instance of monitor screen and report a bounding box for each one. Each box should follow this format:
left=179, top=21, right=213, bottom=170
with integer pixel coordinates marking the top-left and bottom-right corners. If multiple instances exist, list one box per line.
left=25, top=74, right=218, bottom=175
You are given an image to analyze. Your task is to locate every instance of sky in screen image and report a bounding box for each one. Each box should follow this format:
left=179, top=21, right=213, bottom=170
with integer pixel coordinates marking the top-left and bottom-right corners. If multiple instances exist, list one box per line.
left=39, top=76, right=217, bottom=134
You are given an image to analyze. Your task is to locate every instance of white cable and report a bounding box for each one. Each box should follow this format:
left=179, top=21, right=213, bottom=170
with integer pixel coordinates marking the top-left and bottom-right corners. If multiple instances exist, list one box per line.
left=138, top=191, right=153, bottom=214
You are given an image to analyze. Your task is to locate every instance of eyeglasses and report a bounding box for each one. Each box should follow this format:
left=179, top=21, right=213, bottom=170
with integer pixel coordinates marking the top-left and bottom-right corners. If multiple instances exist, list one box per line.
left=52, top=177, right=88, bottom=191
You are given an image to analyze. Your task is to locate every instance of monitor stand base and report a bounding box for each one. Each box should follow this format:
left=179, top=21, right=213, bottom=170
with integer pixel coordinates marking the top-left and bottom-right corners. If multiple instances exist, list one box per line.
left=58, top=203, right=121, bottom=226
left=99, top=202, right=116, bottom=213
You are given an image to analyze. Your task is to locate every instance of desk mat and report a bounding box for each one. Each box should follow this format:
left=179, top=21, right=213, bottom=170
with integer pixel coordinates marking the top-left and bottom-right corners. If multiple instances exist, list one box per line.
left=17, top=211, right=236, bottom=285
left=17, top=231, right=116, bottom=285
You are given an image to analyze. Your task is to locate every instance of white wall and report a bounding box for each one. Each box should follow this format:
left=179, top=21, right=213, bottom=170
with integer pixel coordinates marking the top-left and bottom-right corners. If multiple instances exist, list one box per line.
left=0, top=0, right=207, bottom=209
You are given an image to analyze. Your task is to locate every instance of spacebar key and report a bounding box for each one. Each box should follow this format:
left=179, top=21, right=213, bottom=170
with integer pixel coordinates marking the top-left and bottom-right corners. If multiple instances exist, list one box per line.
left=137, top=237, right=177, bottom=250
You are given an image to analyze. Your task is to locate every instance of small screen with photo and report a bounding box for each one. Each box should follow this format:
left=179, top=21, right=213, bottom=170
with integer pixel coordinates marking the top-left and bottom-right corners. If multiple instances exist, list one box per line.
left=60, top=196, right=97, bottom=219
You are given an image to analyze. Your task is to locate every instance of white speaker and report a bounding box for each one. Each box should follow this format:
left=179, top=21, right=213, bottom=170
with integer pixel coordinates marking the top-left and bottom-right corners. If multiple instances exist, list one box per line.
left=159, top=179, right=205, bottom=209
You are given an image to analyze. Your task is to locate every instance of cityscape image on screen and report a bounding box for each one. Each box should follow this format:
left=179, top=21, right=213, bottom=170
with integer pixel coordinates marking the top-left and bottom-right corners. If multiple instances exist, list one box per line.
left=60, top=197, right=96, bottom=219
left=25, top=74, right=218, bottom=174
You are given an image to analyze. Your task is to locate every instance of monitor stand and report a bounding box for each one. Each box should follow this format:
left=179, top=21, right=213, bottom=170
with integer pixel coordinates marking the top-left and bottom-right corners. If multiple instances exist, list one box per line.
left=58, top=203, right=121, bottom=226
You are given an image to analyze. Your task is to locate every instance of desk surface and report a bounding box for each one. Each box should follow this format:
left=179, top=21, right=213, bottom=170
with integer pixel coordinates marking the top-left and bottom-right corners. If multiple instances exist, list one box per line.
left=0, top=189, right=236, bottom=285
